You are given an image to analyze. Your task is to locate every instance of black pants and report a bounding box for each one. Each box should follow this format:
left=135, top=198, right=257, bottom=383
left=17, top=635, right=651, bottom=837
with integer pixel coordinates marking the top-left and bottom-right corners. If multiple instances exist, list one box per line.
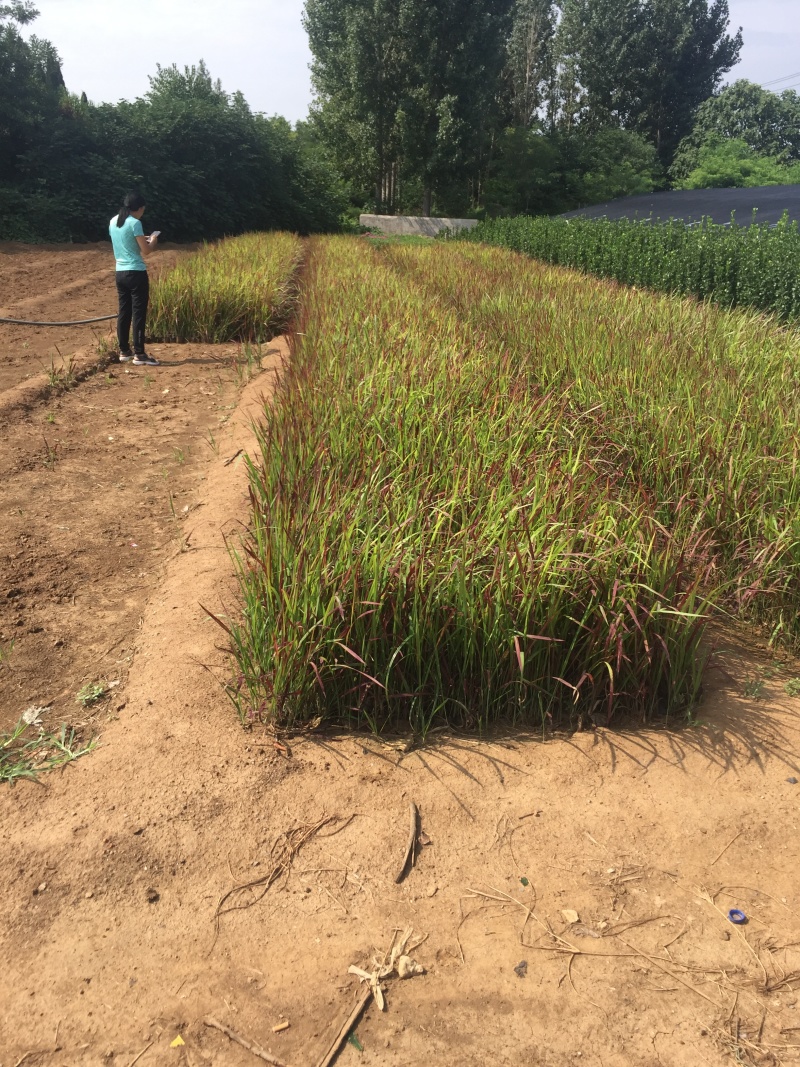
left=116, top=270, right=149, bottom=354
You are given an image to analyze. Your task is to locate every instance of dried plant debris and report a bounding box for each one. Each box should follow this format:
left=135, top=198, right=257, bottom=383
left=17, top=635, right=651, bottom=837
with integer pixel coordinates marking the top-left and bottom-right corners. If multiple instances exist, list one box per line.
left=348, top=928, right=427, bottom=1011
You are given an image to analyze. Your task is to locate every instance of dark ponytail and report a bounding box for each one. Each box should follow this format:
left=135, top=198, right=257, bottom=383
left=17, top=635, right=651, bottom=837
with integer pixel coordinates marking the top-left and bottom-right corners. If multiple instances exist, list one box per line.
left=116, top=190, right=146, bottom=227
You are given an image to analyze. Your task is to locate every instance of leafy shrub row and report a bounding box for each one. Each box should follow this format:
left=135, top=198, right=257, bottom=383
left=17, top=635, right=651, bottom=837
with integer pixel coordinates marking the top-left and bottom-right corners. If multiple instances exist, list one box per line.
left=453, top=214, right=800, bottom=322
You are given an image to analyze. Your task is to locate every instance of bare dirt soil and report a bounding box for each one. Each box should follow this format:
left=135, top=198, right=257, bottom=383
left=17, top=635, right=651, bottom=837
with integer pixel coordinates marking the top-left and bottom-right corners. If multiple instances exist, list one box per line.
left=0, top=243, right=220, bottom=735
left=0, top=242, right=186, bottom=396
left=1, top=247, right=800, bottom=1067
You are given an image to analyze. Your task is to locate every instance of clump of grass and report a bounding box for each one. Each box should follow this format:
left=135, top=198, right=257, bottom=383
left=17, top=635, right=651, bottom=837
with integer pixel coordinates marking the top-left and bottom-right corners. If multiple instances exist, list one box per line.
left=451, top=212, right=800, bottom=323
left=786, top=678, right=800, bottom=697
left=44, top=353, right=76, bottom=390
left=95, top=335, right=113, bottom=359
left=222, top=237, right=724, bottom=737
left=742, top=679, right=766, bottom=700
left=232, top=342, right=262, bottom=385
left=1, top=719, right=96, bottom=785
left=149, top=232, right=303, bottom=343
left=76, top=681, right=106, bottom=707
left=41, top=435, right=58, bottom=469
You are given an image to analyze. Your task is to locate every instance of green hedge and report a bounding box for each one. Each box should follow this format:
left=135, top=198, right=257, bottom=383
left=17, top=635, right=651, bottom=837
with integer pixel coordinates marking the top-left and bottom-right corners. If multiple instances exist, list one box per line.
left=452, top=214, right=800, bottom=322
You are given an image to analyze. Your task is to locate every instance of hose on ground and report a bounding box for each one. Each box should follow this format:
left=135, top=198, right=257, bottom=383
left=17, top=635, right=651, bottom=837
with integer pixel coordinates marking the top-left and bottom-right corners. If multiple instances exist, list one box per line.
left=0, top=314, right=116, bottom=326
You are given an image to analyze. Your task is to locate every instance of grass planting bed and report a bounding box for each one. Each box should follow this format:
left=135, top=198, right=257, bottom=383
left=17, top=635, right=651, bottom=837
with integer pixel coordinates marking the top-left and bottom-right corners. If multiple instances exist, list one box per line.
left=149, top=231, right=303, bottom=343
left=224, top=236, right=800, bottom=737
left=456, top=214, right=800, bottom=323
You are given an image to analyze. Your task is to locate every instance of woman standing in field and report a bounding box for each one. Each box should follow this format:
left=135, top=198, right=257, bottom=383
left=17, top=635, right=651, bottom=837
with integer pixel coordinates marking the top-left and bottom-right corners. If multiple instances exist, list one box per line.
left=109, top=191, right=160, bottom=366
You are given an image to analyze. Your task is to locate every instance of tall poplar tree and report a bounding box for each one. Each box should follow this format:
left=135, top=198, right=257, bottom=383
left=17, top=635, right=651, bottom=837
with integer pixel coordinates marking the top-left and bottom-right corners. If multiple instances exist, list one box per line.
left=304, top=0, right=512, bottom=215
left=556, top=0, right=742, bottom=163
left=396, top=0, right=513, bottom=214
left=506, top=0, right=557, bottom=129
left=304, top=0, right=405, bottom=212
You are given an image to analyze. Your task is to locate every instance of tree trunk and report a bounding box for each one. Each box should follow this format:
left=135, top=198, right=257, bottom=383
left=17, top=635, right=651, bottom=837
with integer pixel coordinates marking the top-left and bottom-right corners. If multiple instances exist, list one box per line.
left=376, top=119, right=385, bottom=213
left=422, top=185, right=432, bottom=217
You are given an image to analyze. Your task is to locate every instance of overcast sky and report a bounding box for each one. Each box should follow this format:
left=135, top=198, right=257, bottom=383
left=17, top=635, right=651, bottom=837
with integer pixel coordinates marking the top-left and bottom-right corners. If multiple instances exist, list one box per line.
left=26, top=0, right=800, bottom=122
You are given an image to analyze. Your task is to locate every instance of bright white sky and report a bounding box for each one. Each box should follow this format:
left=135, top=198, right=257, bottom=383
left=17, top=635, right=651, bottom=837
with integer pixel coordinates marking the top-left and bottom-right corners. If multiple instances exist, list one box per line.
left=26, top=0, right=800, bottom=122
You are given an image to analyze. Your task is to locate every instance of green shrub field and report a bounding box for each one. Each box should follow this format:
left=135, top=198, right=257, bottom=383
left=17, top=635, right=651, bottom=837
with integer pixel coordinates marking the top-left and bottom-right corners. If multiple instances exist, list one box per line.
left=149, top=232, right=303, bottom=343
left=221, top=237, right=800, bottom=736
left=453, top=214, right=800, bottom=323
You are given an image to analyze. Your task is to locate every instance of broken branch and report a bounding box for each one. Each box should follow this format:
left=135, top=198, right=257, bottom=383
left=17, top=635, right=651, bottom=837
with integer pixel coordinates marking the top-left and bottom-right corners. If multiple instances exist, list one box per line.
left=204, top=1017, right=290, bottom=1067
left=315, top=987, right=372, bottom=1067
left=395, top=801, right=419, bottom=883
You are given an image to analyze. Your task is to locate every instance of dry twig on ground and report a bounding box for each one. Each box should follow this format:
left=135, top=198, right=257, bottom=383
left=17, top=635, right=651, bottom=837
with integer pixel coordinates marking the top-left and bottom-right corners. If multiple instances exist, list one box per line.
left=315, top=987, right=372, bottom=1067
left=316, top=928, right=426, bottom=1067
left=395, top=801, right=419, bottom=883
left=210, top=813, right=355, bottom=949
left=204, top=1017, right=291, bottom=1066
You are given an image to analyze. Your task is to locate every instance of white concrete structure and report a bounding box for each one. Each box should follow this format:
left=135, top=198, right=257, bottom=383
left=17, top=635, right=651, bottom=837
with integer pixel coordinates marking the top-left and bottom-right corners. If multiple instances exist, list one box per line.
left=360, top=214, right=479, bottom=237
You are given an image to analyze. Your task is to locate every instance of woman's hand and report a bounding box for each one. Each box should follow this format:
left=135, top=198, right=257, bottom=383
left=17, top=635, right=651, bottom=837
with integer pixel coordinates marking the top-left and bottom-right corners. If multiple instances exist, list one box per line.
left=136, top=234, right=157, bottom=257
left=136, top=233, right=156, bottom=256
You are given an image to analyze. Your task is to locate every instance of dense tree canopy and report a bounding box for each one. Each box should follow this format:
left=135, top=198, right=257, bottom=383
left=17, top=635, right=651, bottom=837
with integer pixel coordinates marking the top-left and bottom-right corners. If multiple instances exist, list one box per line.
left=305, top=0, right=513, bottom=214
left=673, top=137, right=800, bottom=190
left=0, top=2, right=63, bottom=182
left=556, top=0, right=742, bottom=163
left=305, top=0, right=744, bottom=216
left=0, top=0, right=768, bottom=235
left=670, top=79, right=800, bottom=181
left=396, top=0, right=513, bottom=214
left=304, top=0, right=406, bottom=211
left=484, top=126, right=660, bottom=215
left=0, top=8, right=346, bottom=241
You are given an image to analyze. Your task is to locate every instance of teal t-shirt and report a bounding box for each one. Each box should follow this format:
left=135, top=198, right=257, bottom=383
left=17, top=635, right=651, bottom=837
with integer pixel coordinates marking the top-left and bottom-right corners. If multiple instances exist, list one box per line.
left=109, top=214, right=146, bottom=271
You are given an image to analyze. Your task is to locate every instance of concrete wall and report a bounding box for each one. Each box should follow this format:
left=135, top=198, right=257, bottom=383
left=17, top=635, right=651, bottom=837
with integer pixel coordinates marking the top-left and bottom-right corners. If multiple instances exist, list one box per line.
left=360, top=214, right=479, bottom=237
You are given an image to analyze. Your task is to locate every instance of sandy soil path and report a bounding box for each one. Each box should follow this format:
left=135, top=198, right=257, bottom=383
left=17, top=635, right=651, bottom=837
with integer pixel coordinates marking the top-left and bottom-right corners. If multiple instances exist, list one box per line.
left=0, top=334, right=264, bottom=736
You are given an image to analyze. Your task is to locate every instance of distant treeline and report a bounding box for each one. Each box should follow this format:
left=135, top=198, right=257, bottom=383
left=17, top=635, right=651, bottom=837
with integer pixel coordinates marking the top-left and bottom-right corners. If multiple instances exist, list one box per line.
left=5, top=0, right=800, bottom=242
left=304, top=0, right=745, bottom=217
left=0, top=5, right=346, bottom=242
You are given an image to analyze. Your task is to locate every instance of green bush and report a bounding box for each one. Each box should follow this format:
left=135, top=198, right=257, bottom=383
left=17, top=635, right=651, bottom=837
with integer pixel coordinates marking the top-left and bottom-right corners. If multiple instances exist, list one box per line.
left=675, top=138, right=800, bottom=190
left=453, top=213, right=800, bottom=322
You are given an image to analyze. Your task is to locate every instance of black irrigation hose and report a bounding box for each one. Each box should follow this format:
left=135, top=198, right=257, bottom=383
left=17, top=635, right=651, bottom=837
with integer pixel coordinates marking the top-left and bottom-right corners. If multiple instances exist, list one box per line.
left=0, top=313, right=116, bottom=326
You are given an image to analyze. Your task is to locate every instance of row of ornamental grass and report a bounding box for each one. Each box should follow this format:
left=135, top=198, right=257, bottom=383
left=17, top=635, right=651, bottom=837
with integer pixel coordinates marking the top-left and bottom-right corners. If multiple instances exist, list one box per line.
left=387, top=241, right=800, bottom=638
left=220, top=236, right=798, bottom=737
left=149, top=232, right=303, bottom=343
left=452, top=214, right=800, bottom=323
